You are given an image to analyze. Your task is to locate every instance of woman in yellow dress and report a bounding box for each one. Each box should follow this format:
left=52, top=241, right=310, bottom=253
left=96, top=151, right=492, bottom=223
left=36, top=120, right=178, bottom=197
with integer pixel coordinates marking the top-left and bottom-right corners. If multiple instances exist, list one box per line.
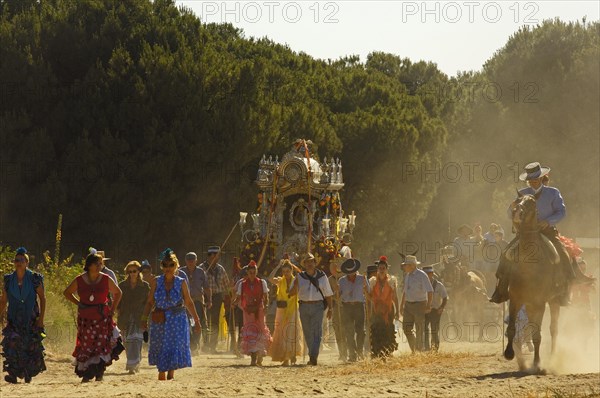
left=268, top=260, right=303, bottom=366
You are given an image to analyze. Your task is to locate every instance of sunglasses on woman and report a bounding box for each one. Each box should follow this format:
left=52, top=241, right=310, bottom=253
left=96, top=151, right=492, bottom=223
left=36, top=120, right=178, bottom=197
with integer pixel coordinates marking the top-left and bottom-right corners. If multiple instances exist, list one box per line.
left=127, top=270, right=139, bottom=274
left=161, top=262, right=175, bottom=268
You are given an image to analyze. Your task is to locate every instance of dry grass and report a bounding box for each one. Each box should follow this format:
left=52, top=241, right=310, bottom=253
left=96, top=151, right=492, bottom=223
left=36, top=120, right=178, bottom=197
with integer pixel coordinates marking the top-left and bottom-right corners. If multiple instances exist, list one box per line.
left=327, top=351, right=474, bottom=376
left=524, top=387, right=600, bottom=398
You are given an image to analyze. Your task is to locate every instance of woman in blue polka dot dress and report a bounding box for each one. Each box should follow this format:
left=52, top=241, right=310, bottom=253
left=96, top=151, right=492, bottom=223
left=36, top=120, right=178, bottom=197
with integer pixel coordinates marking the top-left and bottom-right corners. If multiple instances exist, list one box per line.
left=142, top=249, right=201, bottom=380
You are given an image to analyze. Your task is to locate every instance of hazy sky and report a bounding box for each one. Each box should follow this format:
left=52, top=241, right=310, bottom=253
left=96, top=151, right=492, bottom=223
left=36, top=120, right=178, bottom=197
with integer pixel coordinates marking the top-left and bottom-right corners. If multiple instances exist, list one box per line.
left=176, top=1, right=599, bottom=76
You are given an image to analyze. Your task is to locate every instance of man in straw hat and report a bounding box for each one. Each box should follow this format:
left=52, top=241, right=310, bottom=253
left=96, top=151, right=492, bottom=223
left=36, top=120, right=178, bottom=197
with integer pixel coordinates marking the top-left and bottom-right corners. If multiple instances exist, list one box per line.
left=338, top=258, right=369, bottom=362
left=490, top=162, right=593, bottom=305
left=289, top=253, right=334, bottom=365
left=399, top=255, right=433, bottom=353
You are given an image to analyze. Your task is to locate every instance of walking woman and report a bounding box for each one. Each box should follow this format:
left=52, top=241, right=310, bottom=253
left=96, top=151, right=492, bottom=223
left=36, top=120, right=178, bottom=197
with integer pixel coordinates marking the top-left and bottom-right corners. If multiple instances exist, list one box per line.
left=63, top=252, right=124, bottom=382
left=268, top=260, right=303, bottom=366
left=141, top=249, right=200, bottom=381
left=368, top=257, right=399, bottom=358
left=0, top=247, right=46, bottom=384
left=117, top=261, right=150, bottom=374
left=233, top=261, right=272, bottom=366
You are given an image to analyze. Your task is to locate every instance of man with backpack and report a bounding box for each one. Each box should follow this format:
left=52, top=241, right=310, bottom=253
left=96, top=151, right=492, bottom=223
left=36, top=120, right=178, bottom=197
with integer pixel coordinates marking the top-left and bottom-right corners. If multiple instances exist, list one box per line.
left=289, top=253, right=334, bottom=365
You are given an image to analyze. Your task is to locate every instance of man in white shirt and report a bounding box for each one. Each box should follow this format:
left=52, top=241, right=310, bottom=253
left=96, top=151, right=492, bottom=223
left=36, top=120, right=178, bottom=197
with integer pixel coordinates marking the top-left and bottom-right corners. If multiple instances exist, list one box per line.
left=422, top=266, right=448, bottom=352
left=289, top=253, right=333, bottom=366
left=400, top=256, right=433, bottom=353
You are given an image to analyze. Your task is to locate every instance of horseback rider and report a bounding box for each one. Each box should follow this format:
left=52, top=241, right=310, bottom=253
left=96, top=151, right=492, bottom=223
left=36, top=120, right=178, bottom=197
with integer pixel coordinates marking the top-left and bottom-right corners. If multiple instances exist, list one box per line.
left=490, top=162, right=593, bottom=305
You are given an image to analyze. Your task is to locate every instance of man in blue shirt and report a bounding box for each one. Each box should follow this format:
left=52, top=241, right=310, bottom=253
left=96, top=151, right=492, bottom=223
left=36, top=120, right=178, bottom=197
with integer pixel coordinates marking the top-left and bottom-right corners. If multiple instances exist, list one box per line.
left=181, top=252, right=211, bottom=355
left=490, top=162, right=592, bottom=305
left=400, top=255, right=433, bottom=353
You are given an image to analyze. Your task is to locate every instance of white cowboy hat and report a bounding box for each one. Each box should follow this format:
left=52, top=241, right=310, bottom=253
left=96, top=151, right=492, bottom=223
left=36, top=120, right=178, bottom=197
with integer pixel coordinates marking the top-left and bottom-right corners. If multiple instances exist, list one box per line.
left=519, top=162, right=551, bottom=181
left=401, top=255, right=421, bottom=266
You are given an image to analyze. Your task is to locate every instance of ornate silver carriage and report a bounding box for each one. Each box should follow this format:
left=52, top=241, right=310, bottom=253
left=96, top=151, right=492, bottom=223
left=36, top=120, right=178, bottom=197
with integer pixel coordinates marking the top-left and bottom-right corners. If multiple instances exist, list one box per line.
left=238, top=139, right=355, bottom=274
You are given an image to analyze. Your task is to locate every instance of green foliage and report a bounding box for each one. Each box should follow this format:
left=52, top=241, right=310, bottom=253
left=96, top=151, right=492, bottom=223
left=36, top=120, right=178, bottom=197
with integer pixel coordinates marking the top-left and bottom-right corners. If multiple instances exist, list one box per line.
left=0, top=1, right=596, bottom=263
left=0, top=0, right=449, bottom=259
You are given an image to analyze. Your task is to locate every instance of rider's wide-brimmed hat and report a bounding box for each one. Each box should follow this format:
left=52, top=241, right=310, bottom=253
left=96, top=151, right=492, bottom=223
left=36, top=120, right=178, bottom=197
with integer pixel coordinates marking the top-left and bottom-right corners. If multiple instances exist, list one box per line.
left=519, top=162, right=550, bottom=181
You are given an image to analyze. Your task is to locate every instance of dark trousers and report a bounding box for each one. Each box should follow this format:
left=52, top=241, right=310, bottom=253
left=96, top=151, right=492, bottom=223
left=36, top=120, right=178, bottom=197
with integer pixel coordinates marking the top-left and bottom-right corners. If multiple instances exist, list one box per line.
left=206, top=293, right=224, bottom=350
left=190, top=300, right=208, bottom=352
left=402, top=301, right=426, bottom=352
left=543, top=227, right=575, bottom=281
left=424, top=310, right=442, bottom=351
left=342, top=303, right=365, bottom=360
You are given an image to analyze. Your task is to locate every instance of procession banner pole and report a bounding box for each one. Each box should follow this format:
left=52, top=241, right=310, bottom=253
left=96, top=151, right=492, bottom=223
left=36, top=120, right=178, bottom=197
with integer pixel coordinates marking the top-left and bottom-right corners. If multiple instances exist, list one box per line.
left=207, top=221, right=239, bottom=272
left=203, top=221, right=238, bottom=353
left=364, top=278, right=371, bottom=360
left=293, top=291, right=299, bottom=364
left=231, top=304, right=239, bottom=357
left=335, top=277, right=344, bottom=361
left=225, top=310, right=230, bottom=354
left=502, top=302, right=506, bottom=354
left=303, top=139, right=313, bottom=254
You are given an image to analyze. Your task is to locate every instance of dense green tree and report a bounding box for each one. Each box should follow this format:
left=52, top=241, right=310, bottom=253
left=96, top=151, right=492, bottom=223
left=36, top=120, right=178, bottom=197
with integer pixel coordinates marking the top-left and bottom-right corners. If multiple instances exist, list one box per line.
left=0, top=1, right=596, bottom=266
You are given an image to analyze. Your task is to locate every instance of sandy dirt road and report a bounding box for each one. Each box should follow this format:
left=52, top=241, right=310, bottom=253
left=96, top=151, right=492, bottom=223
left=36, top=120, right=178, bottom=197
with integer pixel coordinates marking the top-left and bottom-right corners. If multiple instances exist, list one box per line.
left=1, top=341, right=598, bottom=398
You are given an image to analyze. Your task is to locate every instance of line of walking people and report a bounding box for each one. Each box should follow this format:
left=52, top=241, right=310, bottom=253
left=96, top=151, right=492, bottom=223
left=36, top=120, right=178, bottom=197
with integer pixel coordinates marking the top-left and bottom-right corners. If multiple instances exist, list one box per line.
left=1, top=245, right=449, bottom=385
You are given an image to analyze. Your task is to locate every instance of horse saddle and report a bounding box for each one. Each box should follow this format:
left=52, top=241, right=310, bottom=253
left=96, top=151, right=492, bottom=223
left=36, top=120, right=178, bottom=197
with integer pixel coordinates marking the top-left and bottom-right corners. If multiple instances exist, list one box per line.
left=504, top=233, right=560, bottom=265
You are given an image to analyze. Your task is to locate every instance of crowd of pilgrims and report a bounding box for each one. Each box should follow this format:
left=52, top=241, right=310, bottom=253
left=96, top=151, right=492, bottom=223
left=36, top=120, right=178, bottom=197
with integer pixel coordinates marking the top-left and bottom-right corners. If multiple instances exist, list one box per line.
left=3, top=162, right=596, bottom=384
left=2, top=232, right=593, bottom=385
left=0, top=242, right=458, bottom=384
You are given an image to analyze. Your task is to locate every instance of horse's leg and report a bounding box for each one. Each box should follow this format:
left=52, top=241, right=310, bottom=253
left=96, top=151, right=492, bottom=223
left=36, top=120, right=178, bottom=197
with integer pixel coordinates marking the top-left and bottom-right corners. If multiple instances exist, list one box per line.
left=504, top=299, right=518, bottom=360
left=549, top=299, right=560, bottom=356
left=527, top=302, right=545, bottom=372
left=514, top=337, right=526, bottom=371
